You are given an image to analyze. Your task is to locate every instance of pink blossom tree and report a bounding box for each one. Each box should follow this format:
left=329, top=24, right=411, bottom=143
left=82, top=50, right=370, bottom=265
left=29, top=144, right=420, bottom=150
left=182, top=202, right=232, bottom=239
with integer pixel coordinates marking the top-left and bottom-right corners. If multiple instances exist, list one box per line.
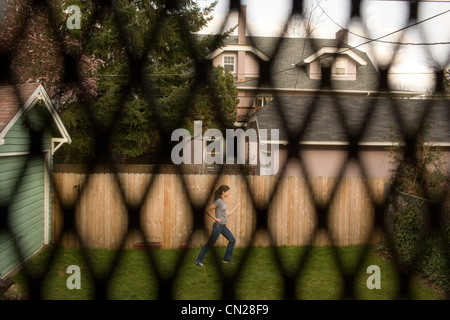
left=0, top=0, right=104, bottom=109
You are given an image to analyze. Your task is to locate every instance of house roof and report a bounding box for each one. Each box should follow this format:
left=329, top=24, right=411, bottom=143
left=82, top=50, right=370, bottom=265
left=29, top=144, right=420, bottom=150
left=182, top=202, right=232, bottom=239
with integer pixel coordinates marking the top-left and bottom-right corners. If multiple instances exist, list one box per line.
left=0, top=83, right=41, bottom=132
left=219, top=36, right=380, bottom=92
left=0, top=83, right=71, bottom=151
left=207, top=44, right=270, bottom=62
left=248, top=96, right=450, bottom=146
left=302, top=46, right=367, bottom=66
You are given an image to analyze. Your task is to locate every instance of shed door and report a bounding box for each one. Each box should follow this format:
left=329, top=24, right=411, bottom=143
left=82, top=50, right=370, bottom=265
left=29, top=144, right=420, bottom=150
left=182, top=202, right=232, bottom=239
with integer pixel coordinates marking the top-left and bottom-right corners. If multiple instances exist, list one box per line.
left=0, top=154, right=46, bottom=276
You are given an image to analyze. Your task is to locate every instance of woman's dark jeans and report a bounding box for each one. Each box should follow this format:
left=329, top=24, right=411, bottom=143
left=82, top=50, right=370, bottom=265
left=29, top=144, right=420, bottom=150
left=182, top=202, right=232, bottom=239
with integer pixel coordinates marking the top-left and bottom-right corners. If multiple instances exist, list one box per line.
left=195, top=222, right=236, bottom=263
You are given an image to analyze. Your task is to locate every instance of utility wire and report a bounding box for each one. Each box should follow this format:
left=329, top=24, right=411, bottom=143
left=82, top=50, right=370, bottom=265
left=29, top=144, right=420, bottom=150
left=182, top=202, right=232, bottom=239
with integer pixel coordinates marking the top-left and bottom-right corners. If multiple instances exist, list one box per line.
left=369, top=1, right=450, bottom=3
left=317, top=1, right=450, bottom=46
left=88, top=6, right=450, bottom=83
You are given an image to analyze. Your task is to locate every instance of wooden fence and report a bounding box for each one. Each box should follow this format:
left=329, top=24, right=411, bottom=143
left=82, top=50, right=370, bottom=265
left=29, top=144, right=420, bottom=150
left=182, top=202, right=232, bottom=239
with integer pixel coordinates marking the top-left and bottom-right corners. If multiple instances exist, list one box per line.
left=51, top=173, right=388, bottom=249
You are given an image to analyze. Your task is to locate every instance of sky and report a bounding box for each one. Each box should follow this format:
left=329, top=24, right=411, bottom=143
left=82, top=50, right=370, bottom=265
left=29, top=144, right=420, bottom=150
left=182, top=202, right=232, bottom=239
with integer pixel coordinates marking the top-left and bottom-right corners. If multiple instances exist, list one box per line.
left=198, top=0, right=450, bottom=92
left=0, top=0, right=448, bottom=91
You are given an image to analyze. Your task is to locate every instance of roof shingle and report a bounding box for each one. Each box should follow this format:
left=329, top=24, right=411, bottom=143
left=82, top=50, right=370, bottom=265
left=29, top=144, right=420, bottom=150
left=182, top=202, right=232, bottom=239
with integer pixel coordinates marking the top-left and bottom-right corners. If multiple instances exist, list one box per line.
left=0, top=83, right=40, bottom=132
left=249, top=96, right=450, bottom=144
left=222, top=36, right=380, bottom=91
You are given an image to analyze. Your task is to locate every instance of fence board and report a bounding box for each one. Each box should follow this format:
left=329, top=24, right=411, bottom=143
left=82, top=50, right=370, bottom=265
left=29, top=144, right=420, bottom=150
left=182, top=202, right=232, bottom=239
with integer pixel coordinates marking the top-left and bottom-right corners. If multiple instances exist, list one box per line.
left=51, top=173, right=388, bottom=250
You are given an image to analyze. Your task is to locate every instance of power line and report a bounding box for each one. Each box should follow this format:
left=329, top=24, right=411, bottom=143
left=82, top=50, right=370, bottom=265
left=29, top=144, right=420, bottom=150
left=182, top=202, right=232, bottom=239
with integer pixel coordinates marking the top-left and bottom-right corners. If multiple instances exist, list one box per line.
left=88, top=7, right=450, bottom=84
left=225, top=6, right=450, bottom=83
left=369, top=1, right=450, bottom=3
left=317, top=2, right=450, bottom=46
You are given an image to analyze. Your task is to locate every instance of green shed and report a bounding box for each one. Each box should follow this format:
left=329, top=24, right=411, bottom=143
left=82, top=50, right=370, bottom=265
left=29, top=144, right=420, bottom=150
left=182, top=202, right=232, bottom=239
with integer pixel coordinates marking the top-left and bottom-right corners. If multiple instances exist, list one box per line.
left=0, top=83, right=71, bottom=278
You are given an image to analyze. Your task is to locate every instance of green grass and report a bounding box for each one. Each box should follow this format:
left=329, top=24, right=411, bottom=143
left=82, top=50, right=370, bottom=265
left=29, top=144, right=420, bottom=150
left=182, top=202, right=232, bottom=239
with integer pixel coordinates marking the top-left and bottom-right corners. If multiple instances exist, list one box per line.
left=7, top=245, right=443, bottom=300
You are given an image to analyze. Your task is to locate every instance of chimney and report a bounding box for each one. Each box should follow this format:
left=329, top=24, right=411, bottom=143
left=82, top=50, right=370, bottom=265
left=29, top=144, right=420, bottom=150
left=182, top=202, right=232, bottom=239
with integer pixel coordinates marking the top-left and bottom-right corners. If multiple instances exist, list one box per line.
left=336, top=29, right=348, bottom=44
left=238, top=5, right=247, bottom=45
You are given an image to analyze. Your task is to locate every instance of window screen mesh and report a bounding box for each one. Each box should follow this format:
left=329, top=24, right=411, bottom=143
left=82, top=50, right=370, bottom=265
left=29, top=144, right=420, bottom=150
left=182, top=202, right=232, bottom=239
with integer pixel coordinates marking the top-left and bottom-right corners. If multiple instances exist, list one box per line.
left=0, top=0, right=449, bottom=301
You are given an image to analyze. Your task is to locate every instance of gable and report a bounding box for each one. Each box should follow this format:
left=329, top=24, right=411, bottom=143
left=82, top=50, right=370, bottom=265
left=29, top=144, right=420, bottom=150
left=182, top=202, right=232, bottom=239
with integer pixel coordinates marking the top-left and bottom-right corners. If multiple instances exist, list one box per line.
left=207, top=44, right=270, bottom=62
left=209, top=35, right=379, bottom=91
left=212, top=50, right=261, bottom=78
left=0, top=84, right=71, bottom=153
left=1, top=103, right=62, bottom=154
left=303, top=47, right=368, bottom=66
left=0, top=83, right=40, bottom=132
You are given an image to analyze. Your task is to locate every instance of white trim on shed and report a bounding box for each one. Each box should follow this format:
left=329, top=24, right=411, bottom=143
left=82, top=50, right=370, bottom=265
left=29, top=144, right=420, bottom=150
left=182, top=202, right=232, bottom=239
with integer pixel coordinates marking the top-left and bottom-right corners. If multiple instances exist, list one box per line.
left=0, top=84, right=71, bottom=154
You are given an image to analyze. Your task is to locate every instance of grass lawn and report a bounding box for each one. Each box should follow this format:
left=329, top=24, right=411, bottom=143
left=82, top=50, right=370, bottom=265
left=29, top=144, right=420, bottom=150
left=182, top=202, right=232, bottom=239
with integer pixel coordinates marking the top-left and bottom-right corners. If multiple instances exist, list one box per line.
left=6, top=245, right=443, bottom=300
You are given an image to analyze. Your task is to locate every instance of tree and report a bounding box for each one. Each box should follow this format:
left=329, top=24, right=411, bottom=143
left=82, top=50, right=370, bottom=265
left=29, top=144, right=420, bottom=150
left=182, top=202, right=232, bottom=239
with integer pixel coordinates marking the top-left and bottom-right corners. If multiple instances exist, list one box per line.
left=1, top=0, right=239, bottom=162
left=386, top=117, right=449, bottom=293
left=57, top=0, right=238, bottom=161
left=0, top=0, right=104, bottom=106
left=388, top=123, right=447, bottom=200
left=287, top=0, right=323, bottom=39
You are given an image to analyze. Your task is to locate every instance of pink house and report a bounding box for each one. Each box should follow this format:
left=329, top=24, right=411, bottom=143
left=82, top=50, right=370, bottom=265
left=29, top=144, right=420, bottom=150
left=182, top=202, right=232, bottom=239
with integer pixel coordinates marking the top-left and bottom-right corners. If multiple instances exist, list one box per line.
left=204, top=5, right=394, bottom=126
left=196, top=5, right=445, bottom=178
left=248, top=96, right=450, bottom=177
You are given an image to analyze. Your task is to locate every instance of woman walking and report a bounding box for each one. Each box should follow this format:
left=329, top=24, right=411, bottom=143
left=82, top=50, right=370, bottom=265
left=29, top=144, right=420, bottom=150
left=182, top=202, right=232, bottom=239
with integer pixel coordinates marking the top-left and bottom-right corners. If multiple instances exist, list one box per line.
left=194, top=185, right=240, bottom=267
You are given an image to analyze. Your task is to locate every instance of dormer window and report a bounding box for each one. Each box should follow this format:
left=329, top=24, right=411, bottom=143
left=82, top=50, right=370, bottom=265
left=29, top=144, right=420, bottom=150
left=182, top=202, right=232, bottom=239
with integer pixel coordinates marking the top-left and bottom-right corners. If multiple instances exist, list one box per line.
left=333, top=56, right=347, bottom=75
left=303, top=48, right=367, bottom=81
left=223, top=55, right=236, bottom=73
left=317, top=55, right=347, bottom=76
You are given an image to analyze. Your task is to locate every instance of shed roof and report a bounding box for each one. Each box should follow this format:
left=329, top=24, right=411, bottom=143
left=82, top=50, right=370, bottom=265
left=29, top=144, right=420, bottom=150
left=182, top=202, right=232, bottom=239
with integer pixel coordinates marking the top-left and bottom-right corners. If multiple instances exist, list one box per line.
left=0, top=83, right=71, bottom=151
left=248, top=96, right=450, bottom=146
left=0, top=83, right=41, bottom=132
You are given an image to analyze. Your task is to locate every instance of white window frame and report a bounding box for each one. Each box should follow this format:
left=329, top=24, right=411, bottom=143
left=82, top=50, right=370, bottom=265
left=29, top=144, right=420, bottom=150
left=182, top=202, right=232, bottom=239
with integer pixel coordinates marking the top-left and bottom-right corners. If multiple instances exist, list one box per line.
left=223, top=55, right=236, bottom=73
left=253, top=95, right=274, bottom=109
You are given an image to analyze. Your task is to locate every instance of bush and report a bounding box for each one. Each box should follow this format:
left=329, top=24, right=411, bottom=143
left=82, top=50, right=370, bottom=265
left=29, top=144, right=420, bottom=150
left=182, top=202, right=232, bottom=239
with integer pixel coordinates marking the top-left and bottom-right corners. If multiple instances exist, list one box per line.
left=385, top=120, right=450, bottom=295
left=383, top=193, right=449, bottom=295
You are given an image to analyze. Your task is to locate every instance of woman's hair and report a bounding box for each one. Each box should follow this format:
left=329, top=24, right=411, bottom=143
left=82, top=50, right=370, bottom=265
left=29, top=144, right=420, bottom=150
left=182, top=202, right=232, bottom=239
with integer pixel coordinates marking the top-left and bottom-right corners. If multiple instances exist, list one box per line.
left=214, top=185, right=230, bottom=200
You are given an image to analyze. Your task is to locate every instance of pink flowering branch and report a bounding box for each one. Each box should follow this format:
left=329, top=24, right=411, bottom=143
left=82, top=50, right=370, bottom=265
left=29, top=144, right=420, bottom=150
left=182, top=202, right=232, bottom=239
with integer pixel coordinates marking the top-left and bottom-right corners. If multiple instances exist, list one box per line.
left=0, top=0, right=104, bottom=109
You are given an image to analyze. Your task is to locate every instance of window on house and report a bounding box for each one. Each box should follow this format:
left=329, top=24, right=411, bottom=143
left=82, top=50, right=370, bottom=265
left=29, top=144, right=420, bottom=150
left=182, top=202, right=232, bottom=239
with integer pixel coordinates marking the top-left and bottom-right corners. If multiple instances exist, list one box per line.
left=254, top=96, right=274, bottom=109
left=223, top=55, right=236, bottom=73
left=333, top=56, right=347, bottom=75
